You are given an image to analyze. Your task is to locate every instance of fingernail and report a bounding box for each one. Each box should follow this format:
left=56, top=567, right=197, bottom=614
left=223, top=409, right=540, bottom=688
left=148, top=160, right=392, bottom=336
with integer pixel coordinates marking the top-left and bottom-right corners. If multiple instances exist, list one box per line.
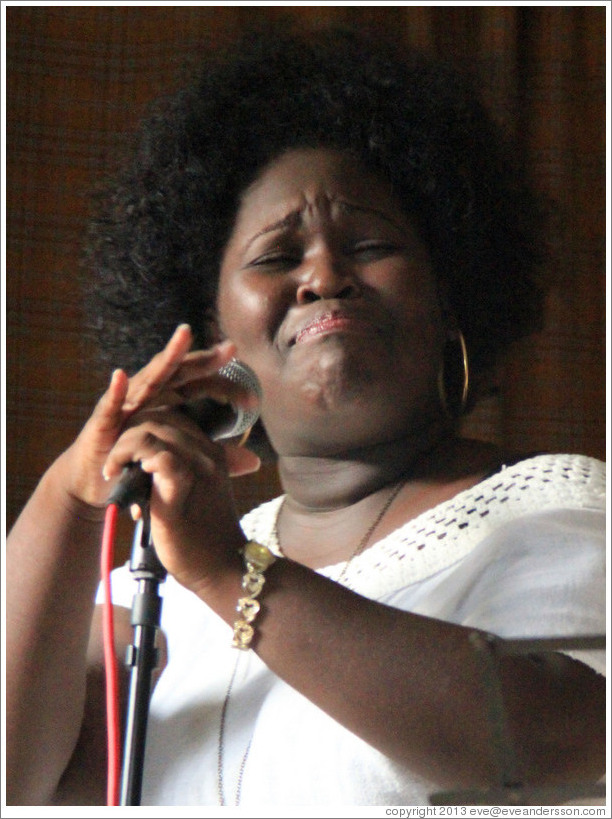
left=130, top=504, right=142, bottom=521
left=109, top=368, right=122, bottom=388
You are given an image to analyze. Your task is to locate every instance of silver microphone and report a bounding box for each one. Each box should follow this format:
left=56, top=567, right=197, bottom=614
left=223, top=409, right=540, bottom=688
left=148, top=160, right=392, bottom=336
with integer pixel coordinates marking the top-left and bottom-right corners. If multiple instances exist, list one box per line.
left=196, top=358, right=261, bottom=440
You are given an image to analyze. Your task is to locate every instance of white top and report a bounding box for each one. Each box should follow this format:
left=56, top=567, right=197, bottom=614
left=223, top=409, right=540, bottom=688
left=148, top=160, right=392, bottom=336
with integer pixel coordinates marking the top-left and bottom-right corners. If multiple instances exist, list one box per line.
left=104, top=453, right=606, bottom=807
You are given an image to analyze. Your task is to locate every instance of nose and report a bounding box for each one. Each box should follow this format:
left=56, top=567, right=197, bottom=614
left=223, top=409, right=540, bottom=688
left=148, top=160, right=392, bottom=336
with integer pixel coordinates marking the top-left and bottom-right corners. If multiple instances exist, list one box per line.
left=295, top=247, right=360, bottom=304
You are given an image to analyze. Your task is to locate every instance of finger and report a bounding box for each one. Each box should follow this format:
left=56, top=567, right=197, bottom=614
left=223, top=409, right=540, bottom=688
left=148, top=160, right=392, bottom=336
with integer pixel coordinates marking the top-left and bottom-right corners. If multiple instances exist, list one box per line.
left=127, top=442, right=222, bottom=510
left=125, top=375, right=255, bottom=415
left=89, top=368, right=130, bottom=439
left=72, top=369, right=129, bottom=499
left=118, top=403, right=223, bottom=438
left=102, top=412, right=220, bottom=481
left=122, top=323, right=193, bottom=412
left=170, top=373, right=259, bottom=410
left=130, top=503, right=142, bottom=521
left=165, top=348, right=243, bottom=390
left=122, top=324, right=231, bottom=413
left=223, top=443, right=262, bottom=477
left=123, top=340, right=239, bottom=413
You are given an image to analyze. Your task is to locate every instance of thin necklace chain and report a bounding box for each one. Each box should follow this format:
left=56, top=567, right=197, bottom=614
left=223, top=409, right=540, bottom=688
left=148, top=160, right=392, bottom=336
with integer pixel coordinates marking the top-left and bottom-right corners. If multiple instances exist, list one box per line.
left=217, top=477, right=406, bottom=805
left=217, top=653, right=252, bottom=806
left=336, top=477, right=407, bottom=585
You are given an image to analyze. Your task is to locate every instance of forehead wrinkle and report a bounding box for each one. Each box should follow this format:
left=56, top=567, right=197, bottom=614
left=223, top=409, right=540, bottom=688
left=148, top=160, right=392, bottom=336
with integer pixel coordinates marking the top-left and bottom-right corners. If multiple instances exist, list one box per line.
left=244, top=208, right=303, bottom=252
left=336, top=199, right=406, bottom=234
left=243, top=193, right=405, bottom=253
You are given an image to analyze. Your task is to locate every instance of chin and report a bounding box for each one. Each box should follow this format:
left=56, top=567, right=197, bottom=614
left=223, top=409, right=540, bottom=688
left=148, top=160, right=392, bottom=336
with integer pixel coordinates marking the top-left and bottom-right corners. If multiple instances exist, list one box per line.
left=292, top=343, right=381, bottom=410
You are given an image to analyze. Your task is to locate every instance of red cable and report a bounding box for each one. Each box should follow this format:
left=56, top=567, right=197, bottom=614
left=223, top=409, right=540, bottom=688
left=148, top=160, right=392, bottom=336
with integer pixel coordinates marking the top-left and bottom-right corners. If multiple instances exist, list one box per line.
left=101, top=502, right=121, bottom=806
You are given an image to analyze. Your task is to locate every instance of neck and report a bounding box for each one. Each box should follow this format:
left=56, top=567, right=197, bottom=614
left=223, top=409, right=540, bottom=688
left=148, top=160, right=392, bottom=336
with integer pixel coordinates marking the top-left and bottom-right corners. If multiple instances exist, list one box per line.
left=276, top=423, right=459, bottom=511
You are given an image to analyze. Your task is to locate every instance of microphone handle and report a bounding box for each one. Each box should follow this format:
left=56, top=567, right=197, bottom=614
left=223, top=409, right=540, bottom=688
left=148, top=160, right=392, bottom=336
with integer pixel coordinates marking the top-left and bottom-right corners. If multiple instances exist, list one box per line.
left=107, top=463, right=152, bottom=510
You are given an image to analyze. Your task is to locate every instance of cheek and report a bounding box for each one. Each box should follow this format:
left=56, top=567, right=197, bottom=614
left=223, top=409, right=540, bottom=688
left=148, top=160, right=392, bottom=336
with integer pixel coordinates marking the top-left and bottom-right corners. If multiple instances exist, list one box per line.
left=217, top=275, right=264, bottom=343
left=217, top=274, right=291, bottom=389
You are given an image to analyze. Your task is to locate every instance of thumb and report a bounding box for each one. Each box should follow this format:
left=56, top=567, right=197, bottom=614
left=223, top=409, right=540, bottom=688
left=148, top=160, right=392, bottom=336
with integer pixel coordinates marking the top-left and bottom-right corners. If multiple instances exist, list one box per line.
left=83, top=368, right=130, bottom=456
left=60, top=369, right=131, bottom=507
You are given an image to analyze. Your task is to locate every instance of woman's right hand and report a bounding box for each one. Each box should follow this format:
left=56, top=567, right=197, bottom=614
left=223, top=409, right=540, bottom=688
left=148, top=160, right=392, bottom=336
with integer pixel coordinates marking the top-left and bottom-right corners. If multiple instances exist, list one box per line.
left=56, top=324, right=241, bottom=511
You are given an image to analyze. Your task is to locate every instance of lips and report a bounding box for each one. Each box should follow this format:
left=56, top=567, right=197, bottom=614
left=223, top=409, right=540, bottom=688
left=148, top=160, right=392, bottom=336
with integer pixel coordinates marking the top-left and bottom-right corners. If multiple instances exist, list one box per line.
left=288, top=306, right=385, bottom=347
left=293, top=312, right=355, bottom=344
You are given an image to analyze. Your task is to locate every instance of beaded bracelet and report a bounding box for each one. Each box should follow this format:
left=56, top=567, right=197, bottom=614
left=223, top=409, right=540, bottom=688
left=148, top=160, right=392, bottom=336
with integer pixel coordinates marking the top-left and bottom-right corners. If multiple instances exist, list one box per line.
left=232, top=540, right=277, bottom=650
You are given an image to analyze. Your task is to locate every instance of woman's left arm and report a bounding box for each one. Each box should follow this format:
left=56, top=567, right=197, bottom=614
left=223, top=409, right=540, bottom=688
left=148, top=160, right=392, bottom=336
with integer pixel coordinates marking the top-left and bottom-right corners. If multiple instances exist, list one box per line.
left=219, top=557, right=605, bottom=790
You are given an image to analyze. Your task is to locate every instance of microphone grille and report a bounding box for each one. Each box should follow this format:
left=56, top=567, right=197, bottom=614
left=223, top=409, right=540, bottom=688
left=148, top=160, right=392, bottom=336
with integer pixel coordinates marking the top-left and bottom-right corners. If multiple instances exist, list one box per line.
left=217, top=359, right=262, bottom=437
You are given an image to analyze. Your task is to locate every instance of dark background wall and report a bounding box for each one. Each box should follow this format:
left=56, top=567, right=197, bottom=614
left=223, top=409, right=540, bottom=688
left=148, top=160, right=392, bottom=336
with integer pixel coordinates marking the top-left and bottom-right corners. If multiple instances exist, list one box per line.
left=6, top=5, right=606, bottom=554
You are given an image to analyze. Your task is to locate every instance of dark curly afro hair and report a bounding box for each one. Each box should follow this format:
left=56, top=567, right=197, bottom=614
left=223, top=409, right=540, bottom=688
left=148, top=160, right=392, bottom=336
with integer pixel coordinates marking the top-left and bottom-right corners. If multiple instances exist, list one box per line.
left=85, top=24, right=545, bottom=394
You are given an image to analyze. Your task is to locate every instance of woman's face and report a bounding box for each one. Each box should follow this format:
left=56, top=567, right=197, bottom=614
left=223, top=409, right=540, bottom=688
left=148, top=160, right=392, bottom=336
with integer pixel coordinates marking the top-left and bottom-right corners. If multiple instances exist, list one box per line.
left=217, top=148, right=447, bottom=457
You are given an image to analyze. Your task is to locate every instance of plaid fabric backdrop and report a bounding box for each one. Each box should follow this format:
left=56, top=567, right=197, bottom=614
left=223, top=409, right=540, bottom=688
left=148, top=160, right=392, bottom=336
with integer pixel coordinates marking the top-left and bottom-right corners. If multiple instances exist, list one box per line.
left=6, top=5, right=606, bottom=560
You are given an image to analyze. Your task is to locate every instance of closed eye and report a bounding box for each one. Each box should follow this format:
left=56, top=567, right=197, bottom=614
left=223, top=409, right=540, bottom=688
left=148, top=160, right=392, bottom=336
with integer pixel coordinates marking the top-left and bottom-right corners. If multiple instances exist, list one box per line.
left=350, top=240, right=401, bottom=261
left=248, top=250, right=302, bottom=271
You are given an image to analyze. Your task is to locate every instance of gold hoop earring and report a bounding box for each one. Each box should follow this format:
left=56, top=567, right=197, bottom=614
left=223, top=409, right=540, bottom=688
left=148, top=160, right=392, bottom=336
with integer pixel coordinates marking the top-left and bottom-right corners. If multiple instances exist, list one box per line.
left=438, top=329, right=469, bottom=419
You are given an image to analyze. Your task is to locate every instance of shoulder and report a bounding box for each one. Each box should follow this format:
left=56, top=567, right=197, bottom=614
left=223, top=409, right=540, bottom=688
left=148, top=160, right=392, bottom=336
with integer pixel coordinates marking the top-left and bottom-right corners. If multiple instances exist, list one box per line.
left=340, top=453, right=605, bottom=597
left=386, top=452, right=605, bottom=560
left=435, top=454, right=606, bottom=628
left=484, top=452, right=605, bottom=514
left=468, top=452, right=606, bottom=570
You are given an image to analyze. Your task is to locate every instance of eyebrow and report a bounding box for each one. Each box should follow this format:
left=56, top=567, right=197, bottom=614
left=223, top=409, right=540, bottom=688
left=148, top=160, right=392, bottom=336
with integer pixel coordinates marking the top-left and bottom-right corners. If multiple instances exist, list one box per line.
left=244, top=199, right=405, bottom=251
left=245, top=210, right=302, bottom=251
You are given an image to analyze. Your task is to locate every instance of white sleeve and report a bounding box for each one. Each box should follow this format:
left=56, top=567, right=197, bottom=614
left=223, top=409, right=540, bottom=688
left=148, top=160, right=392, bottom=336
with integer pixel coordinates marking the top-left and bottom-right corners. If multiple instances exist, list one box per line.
left=446, top=508, right=606, bottom=675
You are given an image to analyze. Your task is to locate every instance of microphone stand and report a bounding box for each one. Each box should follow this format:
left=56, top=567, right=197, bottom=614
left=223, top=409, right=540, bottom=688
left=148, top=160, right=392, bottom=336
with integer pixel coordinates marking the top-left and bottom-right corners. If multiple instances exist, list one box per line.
left=108, top=465, right=167, bottom=806
left=120, top=506, right=167, bottom=805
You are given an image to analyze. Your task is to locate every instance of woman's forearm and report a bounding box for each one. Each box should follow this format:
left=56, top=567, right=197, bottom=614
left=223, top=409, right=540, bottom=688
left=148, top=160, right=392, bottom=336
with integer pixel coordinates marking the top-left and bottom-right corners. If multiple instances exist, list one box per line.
left=6, top=453, right=106, bottom=805
left=200, top=555, right=606, bottom=790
